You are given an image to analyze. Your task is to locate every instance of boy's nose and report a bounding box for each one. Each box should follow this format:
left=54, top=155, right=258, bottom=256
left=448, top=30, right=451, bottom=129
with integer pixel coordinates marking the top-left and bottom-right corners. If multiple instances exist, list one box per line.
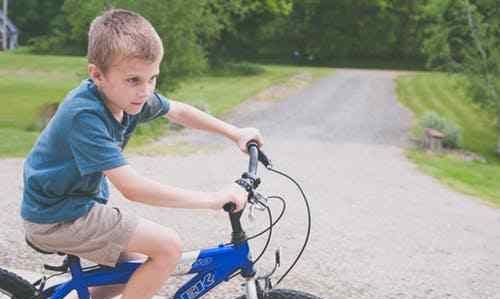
left=137, top=84, right=153, bottom=97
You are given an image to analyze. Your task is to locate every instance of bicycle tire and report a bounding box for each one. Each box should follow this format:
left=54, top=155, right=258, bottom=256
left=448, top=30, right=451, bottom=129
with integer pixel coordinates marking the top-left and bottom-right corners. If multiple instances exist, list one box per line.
left=235, top=288, right=323, bottom=299
left=0, top=268, right=37, bottom=299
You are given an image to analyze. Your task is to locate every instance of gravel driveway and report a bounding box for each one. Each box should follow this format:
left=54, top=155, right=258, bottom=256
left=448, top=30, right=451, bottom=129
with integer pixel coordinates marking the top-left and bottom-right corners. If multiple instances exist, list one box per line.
left=1, top=69, right=500, bottom=299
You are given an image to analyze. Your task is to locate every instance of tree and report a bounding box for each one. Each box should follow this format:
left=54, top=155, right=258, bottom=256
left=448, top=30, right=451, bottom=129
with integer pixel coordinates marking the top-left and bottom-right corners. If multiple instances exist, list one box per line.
left=9, top=0, right=65, bottom=44
left=31, top=0, right=225, bottom=90
left=26, top=0, right=294, bottom=90
left=223, top=0, right=428, bottom=64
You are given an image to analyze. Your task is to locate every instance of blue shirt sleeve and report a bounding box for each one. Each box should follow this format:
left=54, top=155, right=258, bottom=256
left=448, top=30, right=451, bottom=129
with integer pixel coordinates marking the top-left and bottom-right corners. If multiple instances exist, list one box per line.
left=138, top=92, right=171, bottom=123
left=69, top=111, right=128, bottom=176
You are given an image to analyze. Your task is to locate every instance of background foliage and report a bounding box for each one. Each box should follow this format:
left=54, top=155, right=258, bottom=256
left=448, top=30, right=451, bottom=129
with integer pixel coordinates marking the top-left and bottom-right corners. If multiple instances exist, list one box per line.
left=7, top=0, right=500, bottom=153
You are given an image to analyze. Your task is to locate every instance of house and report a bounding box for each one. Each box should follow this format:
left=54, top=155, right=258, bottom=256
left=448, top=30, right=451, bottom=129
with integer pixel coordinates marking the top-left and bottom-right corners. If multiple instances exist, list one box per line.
left=0, top=8, right=18, bottom=50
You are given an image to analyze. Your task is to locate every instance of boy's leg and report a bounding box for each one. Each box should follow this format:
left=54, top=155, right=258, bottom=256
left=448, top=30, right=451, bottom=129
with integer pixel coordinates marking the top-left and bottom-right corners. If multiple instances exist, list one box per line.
left=121, top=218, right=182, bottom=299
left=92, top=252, right=148, bottom=299
left=65, top=252, right=147, bottom=299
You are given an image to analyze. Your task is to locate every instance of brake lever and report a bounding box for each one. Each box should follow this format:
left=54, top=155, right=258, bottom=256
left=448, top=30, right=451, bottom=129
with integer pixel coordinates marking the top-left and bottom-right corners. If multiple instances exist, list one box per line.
left=252, top=192, right=268, bottom=211
left=258, top=150, right=272, bottom=169
left=248, top=204, right=256, bottom=222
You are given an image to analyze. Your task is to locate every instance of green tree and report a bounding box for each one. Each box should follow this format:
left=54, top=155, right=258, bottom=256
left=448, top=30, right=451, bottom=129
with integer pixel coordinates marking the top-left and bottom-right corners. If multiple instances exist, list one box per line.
left=225, top=0, right=427, bottom=64
left=9, top=0, right=66, bottom=44
left=32, top=0, right=223, bottom=90
left=26, top=0, right=293, bottom=90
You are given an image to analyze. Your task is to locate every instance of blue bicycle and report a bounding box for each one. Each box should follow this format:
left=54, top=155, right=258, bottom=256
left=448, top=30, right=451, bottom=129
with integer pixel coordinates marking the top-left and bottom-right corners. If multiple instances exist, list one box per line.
left=0, top=143, right=319, bottom=299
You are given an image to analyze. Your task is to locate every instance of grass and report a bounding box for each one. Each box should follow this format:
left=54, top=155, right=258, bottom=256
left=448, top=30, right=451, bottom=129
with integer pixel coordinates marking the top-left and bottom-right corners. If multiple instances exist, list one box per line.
left=396, top=72, right=500, bottom=205
left=0, top=53, right=87, bottom=157
left=408, top=150, right=500, bottom=204
left=0, top=52, right=334, bottom=157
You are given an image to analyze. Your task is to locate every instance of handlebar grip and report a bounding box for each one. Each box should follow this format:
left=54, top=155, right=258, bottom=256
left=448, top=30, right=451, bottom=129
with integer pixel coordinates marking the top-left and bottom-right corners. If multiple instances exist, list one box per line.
left=246, top=140, right=272, bottom=168
left=246, top=141, right=259, bottom=152
left=223, top=202, right=236, bottom=213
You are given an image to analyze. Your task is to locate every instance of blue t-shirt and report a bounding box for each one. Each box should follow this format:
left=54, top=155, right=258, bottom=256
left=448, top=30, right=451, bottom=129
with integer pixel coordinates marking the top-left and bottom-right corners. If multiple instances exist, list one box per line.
left=21, top=79, right=170, bottom=224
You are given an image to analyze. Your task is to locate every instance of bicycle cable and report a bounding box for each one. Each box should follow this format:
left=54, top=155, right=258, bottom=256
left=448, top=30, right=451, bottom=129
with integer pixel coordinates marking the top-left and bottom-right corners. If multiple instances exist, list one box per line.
left=246, top=195, right=286, bottom=241
left=267, top=166, right=312, bottom=286
left=224, top=195, right=286, bottom=246
left=227, top=195, right=285, bottom=280
left=250, top=196, right=273, bottom=265
left=227, top=161, right=312, bottom=286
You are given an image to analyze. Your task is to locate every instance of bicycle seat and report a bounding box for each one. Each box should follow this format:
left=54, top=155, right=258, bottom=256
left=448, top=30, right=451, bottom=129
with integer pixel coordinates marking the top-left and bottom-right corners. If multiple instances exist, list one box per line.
left=25, top=237, right=66, bottom=256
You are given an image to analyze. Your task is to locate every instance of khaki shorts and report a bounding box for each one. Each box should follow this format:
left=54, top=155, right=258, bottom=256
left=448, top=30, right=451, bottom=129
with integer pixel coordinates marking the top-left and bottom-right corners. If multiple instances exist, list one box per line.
left=23, top=203, right=139, bottom=267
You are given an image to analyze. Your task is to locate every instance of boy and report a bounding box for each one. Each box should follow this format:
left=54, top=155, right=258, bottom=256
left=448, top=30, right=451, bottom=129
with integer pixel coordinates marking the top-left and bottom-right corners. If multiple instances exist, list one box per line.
left=21, top=9, right=263, bottom=299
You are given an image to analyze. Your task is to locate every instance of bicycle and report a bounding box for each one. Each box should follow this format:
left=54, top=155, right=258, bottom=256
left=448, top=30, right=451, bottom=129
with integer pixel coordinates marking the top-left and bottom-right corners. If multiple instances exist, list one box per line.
left=0, top=142, right=320, bottom=299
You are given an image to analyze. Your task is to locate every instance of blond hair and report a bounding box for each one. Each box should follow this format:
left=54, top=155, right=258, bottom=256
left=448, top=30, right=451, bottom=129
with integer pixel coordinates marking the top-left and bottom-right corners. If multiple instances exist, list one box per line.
left=88, top=9, right=163, bottom=73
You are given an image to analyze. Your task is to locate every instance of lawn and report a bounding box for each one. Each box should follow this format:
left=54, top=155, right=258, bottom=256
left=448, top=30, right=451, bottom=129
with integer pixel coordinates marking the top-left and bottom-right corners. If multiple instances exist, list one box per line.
left=397, top=72, right=500, bottom=204
left=0, top=52, right=334, bottom=157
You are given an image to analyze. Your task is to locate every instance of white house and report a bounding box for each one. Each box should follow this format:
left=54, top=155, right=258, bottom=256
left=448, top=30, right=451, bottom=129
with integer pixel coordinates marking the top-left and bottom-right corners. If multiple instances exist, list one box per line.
left=0, top=8, right=18, bottom=50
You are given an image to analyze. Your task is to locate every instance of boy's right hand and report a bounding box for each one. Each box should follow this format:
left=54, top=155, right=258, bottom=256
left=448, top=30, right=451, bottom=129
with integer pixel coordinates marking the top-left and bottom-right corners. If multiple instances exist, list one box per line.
left=211, top=183, right=247, bottom=212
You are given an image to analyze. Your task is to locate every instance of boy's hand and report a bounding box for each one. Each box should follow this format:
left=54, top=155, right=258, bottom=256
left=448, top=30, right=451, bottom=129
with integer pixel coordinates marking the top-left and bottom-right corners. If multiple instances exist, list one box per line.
left=210, top=183, right=247, bottom=212
left=234, top=127, right=264, bottom=153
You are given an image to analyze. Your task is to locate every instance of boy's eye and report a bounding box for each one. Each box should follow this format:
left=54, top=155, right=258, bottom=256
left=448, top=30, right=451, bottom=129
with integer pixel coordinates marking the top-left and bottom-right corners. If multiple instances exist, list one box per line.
left=126, top=77, right=140, bottom=84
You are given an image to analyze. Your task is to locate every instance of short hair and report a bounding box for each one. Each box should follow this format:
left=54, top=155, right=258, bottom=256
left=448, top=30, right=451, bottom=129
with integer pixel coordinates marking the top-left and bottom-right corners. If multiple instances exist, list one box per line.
left=87, top=9, right=164, bottom=73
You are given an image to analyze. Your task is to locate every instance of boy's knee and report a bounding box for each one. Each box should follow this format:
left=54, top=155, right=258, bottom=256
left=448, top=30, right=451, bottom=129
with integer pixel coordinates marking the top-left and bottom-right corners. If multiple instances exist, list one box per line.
left=153, top=231, right=182, bottom=264
left=167, top=233, right=182, bottom=260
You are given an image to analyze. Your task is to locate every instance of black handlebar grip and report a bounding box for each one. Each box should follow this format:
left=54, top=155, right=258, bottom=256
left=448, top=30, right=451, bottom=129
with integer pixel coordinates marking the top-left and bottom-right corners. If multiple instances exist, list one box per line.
left=246, top=140, right=271, bottom=168
left=247, top=141, right=259, bottom=151
left=223, top=202, right=236, bottom=213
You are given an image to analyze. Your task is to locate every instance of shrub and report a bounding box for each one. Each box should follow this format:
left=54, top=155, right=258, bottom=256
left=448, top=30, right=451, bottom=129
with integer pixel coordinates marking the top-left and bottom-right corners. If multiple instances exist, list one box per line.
left=211, top=62, right=265, bottom=77
left=419, top=111, right=463, bottom=149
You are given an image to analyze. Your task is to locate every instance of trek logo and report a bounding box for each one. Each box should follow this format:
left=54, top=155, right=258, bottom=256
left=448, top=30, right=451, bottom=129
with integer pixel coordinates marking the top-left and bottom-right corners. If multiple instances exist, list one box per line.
left=179, top=272, right=216, bottom=299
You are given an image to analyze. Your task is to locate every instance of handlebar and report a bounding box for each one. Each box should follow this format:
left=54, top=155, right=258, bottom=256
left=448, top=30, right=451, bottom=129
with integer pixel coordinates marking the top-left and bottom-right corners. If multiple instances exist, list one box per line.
left=223, top=141, right=266, bottom=213
left=247, top=142, right=259, bottom=178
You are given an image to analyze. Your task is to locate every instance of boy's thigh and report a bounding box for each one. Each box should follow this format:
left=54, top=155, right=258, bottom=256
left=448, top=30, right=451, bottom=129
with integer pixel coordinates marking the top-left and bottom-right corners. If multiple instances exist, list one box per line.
left=124, top=218, right=182, bottom=259
left=24, top=203, right=139, bottom=267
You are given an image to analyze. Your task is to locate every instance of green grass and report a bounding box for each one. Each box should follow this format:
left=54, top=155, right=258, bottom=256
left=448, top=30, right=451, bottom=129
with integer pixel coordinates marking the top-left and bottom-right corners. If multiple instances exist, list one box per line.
left=0, top=53, right=87, bottom=157
left=397, top=72, right=500, bottom=205
left=0, top=52, right=334, bottom=156
left=408, top=150, right=500, bottom=205
left=0, top=53, right=88, bottom=128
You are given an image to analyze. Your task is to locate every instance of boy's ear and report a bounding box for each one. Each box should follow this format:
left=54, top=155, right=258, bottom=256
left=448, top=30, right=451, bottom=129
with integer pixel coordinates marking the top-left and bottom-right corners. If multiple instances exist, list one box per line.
left=88, top=64, right=105, bottom=85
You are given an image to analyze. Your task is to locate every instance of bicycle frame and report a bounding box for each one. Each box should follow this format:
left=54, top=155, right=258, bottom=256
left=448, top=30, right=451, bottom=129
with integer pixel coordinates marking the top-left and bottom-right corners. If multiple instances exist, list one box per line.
left=41, top=241, right=257, bottom=299
left=38, top=143, right=266, bottom=299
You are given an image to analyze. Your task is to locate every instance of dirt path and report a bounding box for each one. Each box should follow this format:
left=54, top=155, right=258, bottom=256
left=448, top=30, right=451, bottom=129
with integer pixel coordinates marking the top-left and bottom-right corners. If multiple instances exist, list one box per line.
left=1, top=69, right=500, bottom=299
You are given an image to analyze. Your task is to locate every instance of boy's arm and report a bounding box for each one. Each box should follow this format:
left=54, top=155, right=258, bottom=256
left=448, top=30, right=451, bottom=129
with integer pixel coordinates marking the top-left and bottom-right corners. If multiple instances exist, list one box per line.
left=165, top=100, right=263, bottom=151
left=104, top=165, right=246, bottom=211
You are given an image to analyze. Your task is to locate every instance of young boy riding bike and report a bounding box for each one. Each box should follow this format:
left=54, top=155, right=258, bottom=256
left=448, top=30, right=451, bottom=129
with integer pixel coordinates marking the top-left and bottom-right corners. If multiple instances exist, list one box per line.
left=21, top=8, right=263, bottom=299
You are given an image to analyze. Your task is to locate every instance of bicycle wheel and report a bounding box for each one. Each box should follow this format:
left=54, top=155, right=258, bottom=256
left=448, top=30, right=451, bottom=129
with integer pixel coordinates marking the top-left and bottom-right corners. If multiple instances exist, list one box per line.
left=235, top=288, right=323, bottom=299
left=0, top=268, right=37, bottom=299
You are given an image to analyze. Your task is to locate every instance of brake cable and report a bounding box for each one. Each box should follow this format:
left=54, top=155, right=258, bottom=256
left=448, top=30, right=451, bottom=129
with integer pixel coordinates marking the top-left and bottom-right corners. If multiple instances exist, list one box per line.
left=267, top=166, right=312, bottom=286
left=227, top=195, right=285, bottom=280
left=228, top=146, right=312, bottom=285
left=246, top=195, right=286, bottom=241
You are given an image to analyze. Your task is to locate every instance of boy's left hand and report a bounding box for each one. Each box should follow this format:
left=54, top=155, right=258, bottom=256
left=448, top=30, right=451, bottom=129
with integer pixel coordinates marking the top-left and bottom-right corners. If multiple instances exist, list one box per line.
left=234, top=127, right=264, bottom=152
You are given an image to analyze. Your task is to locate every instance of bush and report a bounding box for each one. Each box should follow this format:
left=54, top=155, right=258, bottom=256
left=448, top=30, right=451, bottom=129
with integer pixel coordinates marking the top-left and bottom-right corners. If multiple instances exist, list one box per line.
left=419, top=111, right=463, bottom=148
left=211, top=62, right=265, bottom=77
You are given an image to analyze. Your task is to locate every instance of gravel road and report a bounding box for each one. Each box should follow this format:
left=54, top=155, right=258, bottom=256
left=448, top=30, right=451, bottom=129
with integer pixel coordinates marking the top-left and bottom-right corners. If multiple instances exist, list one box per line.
left=1, top=69, right=500, bottom=299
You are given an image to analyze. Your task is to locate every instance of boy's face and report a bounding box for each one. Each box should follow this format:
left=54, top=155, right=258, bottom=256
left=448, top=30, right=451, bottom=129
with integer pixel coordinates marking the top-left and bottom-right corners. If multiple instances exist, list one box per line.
left=89, top=57, right=161, bottom=117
